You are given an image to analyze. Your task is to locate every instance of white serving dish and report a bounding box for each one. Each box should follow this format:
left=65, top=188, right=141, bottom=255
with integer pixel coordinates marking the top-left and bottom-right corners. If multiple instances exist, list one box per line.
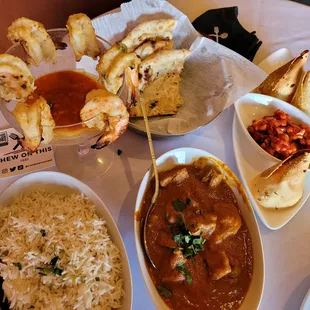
left=233, top=113, right=310, bottom=230
left=258, top=48, right=293, bottom=74
left=234, top=93, right=310, bottom=164
left=0, top=171, right=132, bottom=310
left=301, top=288, right=310, bottom=310
left=134, top=147, right=264, bottom=310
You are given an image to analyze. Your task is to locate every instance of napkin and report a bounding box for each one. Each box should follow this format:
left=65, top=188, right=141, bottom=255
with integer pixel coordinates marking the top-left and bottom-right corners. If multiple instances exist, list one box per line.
left=92, top=0, right=267, bottom=135
left=289, top=0, right=310, bottom=6
left=192, top=7, right=262, bottom=61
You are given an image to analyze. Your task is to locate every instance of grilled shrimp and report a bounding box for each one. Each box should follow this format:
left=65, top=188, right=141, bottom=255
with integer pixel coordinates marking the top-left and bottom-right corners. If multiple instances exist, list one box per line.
left=66, top=13, right=100, bottom=61
left=8, top=17, right=56, bottom=66
left=13, top=96, right=55, bottom=152
left=80, top=89, right=129, bottom=149
left=0, top=54, right=35, bottom=101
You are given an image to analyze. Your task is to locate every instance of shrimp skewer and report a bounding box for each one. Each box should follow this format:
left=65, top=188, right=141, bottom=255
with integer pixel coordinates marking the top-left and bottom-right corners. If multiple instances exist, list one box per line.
left=66, top=13, right=100, bottom=61
left=8, top=17, right=56, bottom=66
left=0, top=54, right=35, bottom=101
left=13, top=96, right=55, bottom=152
left=80, top=89, right=129, bottom=149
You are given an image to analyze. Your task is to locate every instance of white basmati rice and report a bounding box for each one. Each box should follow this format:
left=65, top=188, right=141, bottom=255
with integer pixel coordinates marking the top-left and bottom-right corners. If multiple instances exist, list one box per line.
left=0, top=189, right=124, bottom=309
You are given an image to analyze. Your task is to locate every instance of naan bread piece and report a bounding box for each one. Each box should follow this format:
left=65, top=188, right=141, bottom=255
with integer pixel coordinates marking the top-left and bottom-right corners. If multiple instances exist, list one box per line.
left=121, top=19, right=177, bottom=52
left=291, top=71, right=310, bottom=116
left=138, top=49, right=190, bottom=91
left=254, top=50, right=308, bottom=102
left=252, top=150, right=310, bottom=209
left=66, top=13, right=100, bottom=61
left=96, top=42, right=127, bottom=84
left=7, top=17, right=56, bottom=66
left=129, top=72, right=182, bottom=117
left=134, top=39, right=173, bottom=60
left=13, top=96, right=55, bottom=152
left=104, top=52, right=141, bottom=94
left=0, top=54, right=35, bottom=101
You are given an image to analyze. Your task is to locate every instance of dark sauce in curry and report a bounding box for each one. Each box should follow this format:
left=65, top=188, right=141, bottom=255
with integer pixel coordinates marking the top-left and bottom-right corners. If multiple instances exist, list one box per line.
left=140, top=162, right=253, bottom=310
left=26, top=70, right=102, bottom=126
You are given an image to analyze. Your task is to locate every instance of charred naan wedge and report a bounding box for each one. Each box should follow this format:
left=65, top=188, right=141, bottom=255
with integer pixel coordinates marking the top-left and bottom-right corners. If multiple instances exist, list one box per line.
left=254, top=50, right=308, bottom=102
left=291, top=71, right=310, bottom=116
left=13, top=96, right=55, bottom=152
left=8, top=17, right=56, bottom=66
left=252, top=150, right=310, bottom=209
left=134, top=39, right=173, bottom=60
left=121, top=19, right=177, bottom=52
left=103, top=52, right=141, bottom=94
left=128, top=49, right=190, bottom=117
left=0, top=54, right=35, bottom=101
left=66, top=13, right=100, bottom=61
left=96, top=42, right=127, bottom=84
left=80, top=89, right=129, bottom=149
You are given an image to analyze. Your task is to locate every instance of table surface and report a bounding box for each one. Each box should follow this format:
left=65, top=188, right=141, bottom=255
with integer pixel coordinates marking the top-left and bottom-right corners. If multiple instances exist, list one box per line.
left=1, top=1, right=310, bottom=309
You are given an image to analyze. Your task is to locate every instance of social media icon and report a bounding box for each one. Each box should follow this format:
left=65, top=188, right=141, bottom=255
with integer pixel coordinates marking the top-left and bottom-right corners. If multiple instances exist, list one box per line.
left=2, top=168, right=8, bottom=174
left=18, top=165, right=23, bottom=170
left=10, top=167, right=16, bottom=172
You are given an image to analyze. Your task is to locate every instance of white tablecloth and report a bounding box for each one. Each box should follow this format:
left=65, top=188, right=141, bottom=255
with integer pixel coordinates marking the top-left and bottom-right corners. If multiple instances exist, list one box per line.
left=1, top=1, right=310, bottom=309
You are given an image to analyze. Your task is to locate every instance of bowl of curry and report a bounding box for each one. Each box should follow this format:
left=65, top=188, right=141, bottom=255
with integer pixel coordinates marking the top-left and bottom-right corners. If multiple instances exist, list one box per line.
left=134, top=147, right=264, bottom=310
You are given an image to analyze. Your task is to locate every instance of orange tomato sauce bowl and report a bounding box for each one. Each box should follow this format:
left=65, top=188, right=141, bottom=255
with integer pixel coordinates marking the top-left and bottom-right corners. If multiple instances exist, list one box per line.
left=134, top=148, right=264, bottom=310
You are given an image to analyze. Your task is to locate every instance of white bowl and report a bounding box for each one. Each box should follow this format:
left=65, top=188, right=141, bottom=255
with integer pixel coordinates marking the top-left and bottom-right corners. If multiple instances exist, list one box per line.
left=233, top=113, right=310, bottom=230
left=235, top=93, right=310, bottom=164
left=0, top=171, right=132, bottom=310
left=258, top=48, right=293, bottom=74
left=134, top=147, right=264, bottom=310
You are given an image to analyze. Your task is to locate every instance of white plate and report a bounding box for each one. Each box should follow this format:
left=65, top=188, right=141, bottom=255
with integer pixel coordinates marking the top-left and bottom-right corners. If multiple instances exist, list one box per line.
left=301, top=288, right=310, bottom=310
left=233, top=113, right=310, bottom=230
left=134, top=147, right=264, bottom=310
left=258, top=48, right=293, bottom=74
left=0, top=171, right=132, bottom=310
left=234, top=93, right=310, bottom=164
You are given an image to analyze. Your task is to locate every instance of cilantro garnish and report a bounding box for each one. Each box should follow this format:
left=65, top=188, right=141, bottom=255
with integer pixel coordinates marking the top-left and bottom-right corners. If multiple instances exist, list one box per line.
left=176, top=262, right=192, bottom=284
left=172, top=230, right=205, bottom=258
left=157, top=285, right=172, bottom=298
left=172, top=199, right=187, bottom=212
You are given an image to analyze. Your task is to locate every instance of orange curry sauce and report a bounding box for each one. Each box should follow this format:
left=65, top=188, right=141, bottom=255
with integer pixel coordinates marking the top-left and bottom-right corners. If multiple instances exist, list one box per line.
left=140, top=165, right=253, bottom=310
left=26, top=70, right=102, bottom=126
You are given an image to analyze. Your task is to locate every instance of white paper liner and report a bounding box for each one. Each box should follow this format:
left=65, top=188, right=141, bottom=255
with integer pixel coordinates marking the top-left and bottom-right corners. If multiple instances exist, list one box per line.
left=92, top=0, right=267, bottom=135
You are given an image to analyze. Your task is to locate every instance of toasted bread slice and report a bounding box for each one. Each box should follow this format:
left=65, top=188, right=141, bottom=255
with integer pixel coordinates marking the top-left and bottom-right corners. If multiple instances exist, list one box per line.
left=254, top=50, right=308, bottom=102
left=129, top=72, right=183, bottom=117
left=138, top=49, right=190, bottom=91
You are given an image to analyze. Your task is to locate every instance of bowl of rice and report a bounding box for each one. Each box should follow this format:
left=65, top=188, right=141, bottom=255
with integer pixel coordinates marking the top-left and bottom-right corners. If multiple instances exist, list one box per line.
left=0, top=171, right=132, bottom=310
